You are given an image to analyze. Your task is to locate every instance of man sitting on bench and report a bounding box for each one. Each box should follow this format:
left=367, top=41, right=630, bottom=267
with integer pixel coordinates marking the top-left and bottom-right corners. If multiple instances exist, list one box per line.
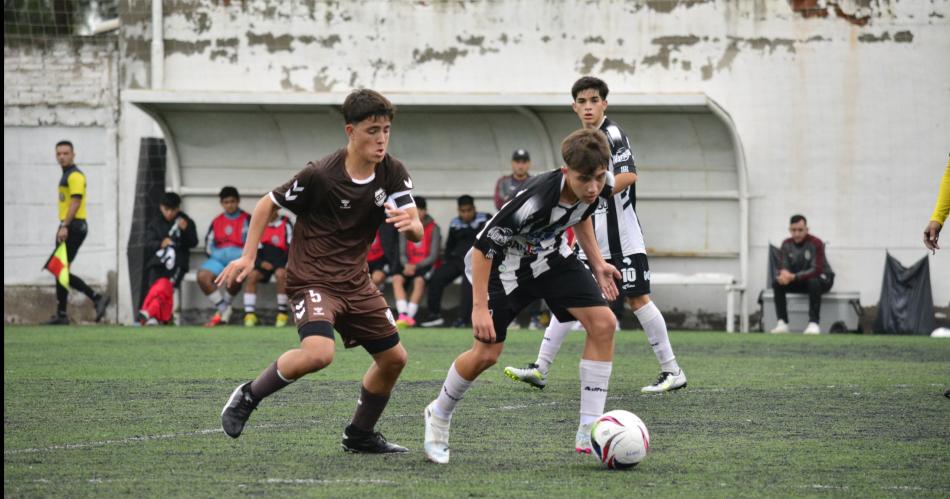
left=771, top=214, right=835, bottom=334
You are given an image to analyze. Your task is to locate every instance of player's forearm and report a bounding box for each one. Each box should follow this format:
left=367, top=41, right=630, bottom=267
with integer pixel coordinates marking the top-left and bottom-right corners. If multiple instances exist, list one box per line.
left=62, top=198, right=81, bottom=225
left=574, top=219, right=607, bottom=267
left=470, top=249, right=492, bottom=309
left=611, top=172, right=637, bottom=195
left=242, top=195, right=278, bottom=259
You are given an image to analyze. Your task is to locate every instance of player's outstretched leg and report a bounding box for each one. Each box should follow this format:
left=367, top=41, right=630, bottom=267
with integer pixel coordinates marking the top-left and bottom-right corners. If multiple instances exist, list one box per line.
left=221, top=335, right=331, bottom=438
left=503, top=316, right=574, bottom=389
left=572, top=306, right=616, bottom=454
left=633, top=298, right=687, bottom=393
left=425, top=342, right=502, bottom=464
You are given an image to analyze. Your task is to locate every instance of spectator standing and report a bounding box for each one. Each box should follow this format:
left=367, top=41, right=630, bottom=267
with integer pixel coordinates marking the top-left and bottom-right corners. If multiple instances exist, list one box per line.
left=494, top=149, right=532, bottom=210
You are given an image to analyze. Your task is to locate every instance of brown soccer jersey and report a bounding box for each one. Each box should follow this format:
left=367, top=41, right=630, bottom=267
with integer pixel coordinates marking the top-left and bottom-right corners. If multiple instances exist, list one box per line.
left=270, top=148, right=415, bottom=297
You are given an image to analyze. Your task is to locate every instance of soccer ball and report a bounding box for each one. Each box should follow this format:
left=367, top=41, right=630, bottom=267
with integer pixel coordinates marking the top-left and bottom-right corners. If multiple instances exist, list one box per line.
left=590, top=410, right=650, bottom=469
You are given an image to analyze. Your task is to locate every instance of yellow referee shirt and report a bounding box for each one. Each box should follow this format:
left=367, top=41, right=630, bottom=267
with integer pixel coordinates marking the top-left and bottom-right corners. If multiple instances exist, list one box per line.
left=58, top=166, right=87, bottom=221
left=932, top=156, right=950, bottom=225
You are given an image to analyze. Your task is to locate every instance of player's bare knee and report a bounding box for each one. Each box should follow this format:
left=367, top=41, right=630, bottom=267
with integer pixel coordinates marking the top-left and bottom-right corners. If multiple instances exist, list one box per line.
left=629, top=294, right=650, bottom=311
left=299, top=349, right=334, bottom=372
left=585, top=313, right=617, bottom=338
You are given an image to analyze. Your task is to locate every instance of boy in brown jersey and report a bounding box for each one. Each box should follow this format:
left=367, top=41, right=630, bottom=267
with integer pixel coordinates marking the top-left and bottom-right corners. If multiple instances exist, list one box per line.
left=216, top=89, right=423, bottom=453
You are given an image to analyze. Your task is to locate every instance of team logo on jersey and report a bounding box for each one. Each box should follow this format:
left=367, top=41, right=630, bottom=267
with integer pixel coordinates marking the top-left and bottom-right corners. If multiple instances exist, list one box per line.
left=59, top=192, right=66, bottom=202
left=613, top=148, right=632, bottom=163
left=804, top=250, right=811, bottom=260
left=340, top=199, right=351, bottom=209
left=385, top=308, right=396, bottom=326
left=487, top=227, right=513, bottom=246
left=313, top=307, right=325, bottom=316
left=270, top=235, right=279, bottom=245
left=224, top=225, right=233, bottom=235
left=284, top=180, right=304, bottom=201
left=374, top=188, right=386, bottom=207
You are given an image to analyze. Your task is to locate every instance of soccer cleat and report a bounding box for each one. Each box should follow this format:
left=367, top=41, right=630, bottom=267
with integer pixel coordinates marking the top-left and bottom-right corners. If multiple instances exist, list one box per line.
left=136, top=310, right=149, bottom=325
left=641, top=369, right=688, bottom=393
left=575, top=423, right=593, bottom=454
left=770, top=319, right=789, bottom=334
left=450, top=318, right=470, bottom=328
left=204, top=312, right=224, bottom=327
left=423, top=402, right=451, bottom=464
left=220, top=382, right=259, bottom=438
left=419, top=315, right=445, bottom=328
left=144, top=317, right=160, bottom=326
left=94, top=294, right=111, bottom=322
left=42, top=314, right=69, bottom=325
left=275, top=312, right=289, bottom=328
left=341, top=425, right=408, bottom=454
left=244, top=312, right=259, bottom=327
left=396, top=313, right=416, bottom=329
left=803, top=322, right=821, bottom=335
left=503, top=363, right=547, bottom=389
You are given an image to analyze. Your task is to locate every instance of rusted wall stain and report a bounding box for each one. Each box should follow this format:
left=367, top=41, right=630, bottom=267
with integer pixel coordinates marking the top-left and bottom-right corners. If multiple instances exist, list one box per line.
left=601, top=57, right=637, bottom=74
left=165, top=39, right=212, bottom=56
left=280, top=65, right=307, bottom=91
left=789, top=0, right=872, bottom=26
left=644, top=0, right=712, bottom=14
left=641, top=35, right=701, bottom=69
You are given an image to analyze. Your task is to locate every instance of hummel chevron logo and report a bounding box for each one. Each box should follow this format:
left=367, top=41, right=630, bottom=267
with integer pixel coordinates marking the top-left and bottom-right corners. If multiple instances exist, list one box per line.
left=404, top=178, right=413, bottom=189
left=284, top=180, right=304, bottom=201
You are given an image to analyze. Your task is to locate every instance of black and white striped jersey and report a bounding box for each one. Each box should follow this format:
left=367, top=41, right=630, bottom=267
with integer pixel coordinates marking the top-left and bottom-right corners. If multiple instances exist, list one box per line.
left=578, top=116, right=646, bottom=260
left=466, top=168, right=615, bottom=295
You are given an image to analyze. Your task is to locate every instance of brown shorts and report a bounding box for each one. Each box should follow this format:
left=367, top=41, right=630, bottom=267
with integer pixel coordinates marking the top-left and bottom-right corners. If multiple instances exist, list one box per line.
left=290, top=280, right=398, bottom=350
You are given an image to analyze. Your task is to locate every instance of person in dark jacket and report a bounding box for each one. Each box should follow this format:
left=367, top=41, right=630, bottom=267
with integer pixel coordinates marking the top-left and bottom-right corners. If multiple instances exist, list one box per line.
left=419, top=195, right=491, bottom=328
left=771, top=214, right=834, bottom=334
left=137, top=192, right=198, bottom=325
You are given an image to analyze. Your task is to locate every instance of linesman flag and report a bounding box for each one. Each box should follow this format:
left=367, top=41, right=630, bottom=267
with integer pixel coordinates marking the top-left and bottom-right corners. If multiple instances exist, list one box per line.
left=44, top=242, right=70, bottom=288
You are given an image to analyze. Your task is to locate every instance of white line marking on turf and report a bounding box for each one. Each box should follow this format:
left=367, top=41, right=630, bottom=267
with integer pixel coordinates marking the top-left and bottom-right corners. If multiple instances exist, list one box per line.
left=263, top=478, right=395, bottom=485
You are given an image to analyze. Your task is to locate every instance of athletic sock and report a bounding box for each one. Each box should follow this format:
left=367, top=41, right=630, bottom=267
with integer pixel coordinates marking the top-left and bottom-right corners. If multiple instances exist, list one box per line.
left=433, top=362, right=472, bottom=420
left=276, top=293, right=288, bottom=313
left=634, top=301, right=679, bottom=373
left=350, top=385, right=391, bottom=432
left=248, top=361, right=295, bottom=400
left=243, top=293, right=256, bottom=314
left=536, top=316, right=574, bottom=374
left=579, top=359, right=612, bottom=426
left=408, top=302, right=419, bottom=318
left=396, top=299, right=408, bottom=315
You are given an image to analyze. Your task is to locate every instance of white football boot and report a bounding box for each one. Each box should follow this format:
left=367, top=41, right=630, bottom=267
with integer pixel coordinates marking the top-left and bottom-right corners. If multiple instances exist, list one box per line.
left=641, top=369, right=688, bottom=393
left=575, top=422, right=593, bottom=454
left=423, top=402, right=451, bottom=464
left=503, top=363, right=547, bottom=389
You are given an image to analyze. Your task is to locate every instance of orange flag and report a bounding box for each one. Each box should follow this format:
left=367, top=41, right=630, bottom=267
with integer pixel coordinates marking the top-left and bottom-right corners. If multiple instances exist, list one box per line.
left=44, top=242, right=70, bottom=288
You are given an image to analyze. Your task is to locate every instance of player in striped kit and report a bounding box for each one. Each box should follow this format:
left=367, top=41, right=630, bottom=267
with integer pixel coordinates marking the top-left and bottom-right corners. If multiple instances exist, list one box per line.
left=505, top=76, right=687, bottom=397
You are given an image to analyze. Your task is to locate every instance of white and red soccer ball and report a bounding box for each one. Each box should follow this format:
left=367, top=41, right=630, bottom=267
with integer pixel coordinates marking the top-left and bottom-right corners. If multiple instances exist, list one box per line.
left=590, top=410, right=650, bottom=469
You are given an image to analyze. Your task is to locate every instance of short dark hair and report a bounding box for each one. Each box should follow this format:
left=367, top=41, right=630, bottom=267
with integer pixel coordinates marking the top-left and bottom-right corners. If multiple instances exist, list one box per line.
left=571, top=76, right=609, bottom=100
left=160, top=192, right=182, bottom=209
left=561, top=129, right=611, bottom=175
left=342, top=89, right=395, bottom=125
left=790, top=214, right=807, bottom=225
left=55, top=140, right=74, bottom=151
left=415, top=196, right=427, bottom=209
left=457, top=195, right=474, bottom=207
left=219, top=186, right=240, bottom=200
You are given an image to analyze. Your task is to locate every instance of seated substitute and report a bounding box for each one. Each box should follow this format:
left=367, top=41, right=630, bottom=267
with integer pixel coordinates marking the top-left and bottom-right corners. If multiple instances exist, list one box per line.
left=138, top=192, right=198, bottom=325
left=419, top=195, right=491, bottom=328
left=243, top=209, right=294, bottom=327
left=771, top=214, right=835, bottom=334
left=393, top=196, right=441, bottom=327
left=198, top=186, right=250, bottom=327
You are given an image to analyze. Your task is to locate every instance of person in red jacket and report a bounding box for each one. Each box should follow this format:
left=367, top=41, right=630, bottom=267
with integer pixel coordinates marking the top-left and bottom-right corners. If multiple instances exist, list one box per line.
left=198, top=186, right=250, bottom=326
left=393, top=197, right=440, bottom=327
left=242, top=209, right=294, bottom=327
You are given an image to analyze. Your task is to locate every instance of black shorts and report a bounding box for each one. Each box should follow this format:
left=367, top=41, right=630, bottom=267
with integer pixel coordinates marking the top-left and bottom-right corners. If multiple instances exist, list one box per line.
left=368, top=259, right=390, bottom=275
left=56, top=219, right=88, bottom=262
left=605, top=253, right=651, bottom=298
left=398, top=265, right=433, bottom=282
left=486, top=255, right=607, bottom=343
left=254, top=245, right=288, bottom=283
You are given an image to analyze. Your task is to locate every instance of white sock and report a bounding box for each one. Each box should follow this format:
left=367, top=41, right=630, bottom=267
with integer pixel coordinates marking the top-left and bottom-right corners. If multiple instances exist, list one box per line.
left=536, top=316, right=574, bottom=374
left=208, top=289, right=223, bottom=306
left=634, top=301, right=679, bottom=373
left=276, top=293, right=288, bottom=306
left=579, top=359, right=612, bottom=426
left=433, top=362, right=472, bottom=420
left=244, top=293, right=257, bottom=313
left=408, top=302, right=419, bottom=318
left=396, top=299, right=408, bottom=315
left=218, top=292, right=234, bottom=314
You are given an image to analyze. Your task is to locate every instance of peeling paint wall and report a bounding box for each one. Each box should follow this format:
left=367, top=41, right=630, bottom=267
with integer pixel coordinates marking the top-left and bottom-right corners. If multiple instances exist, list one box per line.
left=4, top=37, right=120, bottom=321
left=129, top=0, right=949, bottom=312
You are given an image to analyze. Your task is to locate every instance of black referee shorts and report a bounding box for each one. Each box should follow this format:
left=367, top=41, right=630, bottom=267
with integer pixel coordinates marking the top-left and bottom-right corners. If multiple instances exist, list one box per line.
left=57, top=219, right=88, bottom=262
left=485, top=255, right=607, bottom=343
